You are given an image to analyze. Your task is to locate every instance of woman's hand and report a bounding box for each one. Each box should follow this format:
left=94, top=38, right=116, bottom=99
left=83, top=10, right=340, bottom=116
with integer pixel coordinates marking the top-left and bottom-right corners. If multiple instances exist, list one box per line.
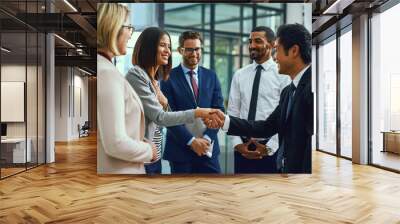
left=153, top=81, right=168, bottom=109
left=144, top=138, right=158, bottom=162
left=194, top=108, right=225, bottom=129
left=150, top=143, right=158, bottom=162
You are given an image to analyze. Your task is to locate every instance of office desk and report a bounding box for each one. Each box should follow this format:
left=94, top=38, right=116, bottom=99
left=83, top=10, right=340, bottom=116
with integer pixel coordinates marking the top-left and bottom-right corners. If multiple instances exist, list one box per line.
left=1, top=138, right=31, bottom=163
left=382, top=131, right=400, bottom=154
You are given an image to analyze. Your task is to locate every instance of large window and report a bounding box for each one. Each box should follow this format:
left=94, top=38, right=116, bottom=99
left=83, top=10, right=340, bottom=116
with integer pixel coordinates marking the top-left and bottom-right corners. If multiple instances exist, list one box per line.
left=317, top=36, right=337, bottom=154
left=339, top=28, right=352, bottom=158
left=316, top=27, right=353, bottom=159
left=370, top=2, right=400, bottom=171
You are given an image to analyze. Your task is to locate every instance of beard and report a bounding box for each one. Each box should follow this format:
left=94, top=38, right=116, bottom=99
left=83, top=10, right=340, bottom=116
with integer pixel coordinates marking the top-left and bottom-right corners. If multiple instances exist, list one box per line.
left=250, top=47, right=268, bottom=61
left=183, top=56, right=200, bottom=67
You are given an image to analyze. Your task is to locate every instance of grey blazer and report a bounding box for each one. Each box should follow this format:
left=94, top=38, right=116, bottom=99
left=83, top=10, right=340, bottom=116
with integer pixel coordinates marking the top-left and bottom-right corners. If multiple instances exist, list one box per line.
left=126, top=66, right=196, bottom=141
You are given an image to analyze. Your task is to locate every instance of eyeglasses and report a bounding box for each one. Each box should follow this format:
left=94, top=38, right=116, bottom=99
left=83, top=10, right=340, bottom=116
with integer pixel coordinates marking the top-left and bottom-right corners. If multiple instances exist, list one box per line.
left=122, top=24, right=135, bottom=35
left=181, top=47, right=202, bottom=54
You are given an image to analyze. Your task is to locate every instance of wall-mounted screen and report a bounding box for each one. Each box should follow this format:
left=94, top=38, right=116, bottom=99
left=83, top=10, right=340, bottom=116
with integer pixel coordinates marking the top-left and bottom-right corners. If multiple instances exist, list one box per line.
left=1, top=82, right=25, bottom=122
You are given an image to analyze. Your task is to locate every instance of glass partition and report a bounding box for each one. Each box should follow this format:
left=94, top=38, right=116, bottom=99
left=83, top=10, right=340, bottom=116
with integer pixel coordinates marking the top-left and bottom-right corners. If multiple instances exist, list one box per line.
left=1, top=29, right=28, bottom=178
left=0, top=0, right=46, bottom=179
left=370, top=3, right=400, bottom=171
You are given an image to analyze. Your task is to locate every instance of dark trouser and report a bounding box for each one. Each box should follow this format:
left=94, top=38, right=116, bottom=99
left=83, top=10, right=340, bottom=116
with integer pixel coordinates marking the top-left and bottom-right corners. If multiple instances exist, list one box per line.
left=145, top=160, right=162, bottom=175
left=234, top=151, right=278, bottom=173
left=169, top=157, right=221, bottom=174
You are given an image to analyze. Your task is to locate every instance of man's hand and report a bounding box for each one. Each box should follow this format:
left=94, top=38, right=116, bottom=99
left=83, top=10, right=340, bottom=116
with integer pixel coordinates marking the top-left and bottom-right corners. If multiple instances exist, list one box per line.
left=234, top=141, right=262, bottom=160
left=252, top=140, right=268, bottom=157
left=191, top=138, right=210, bottom=157
left=250, top=139, right=274, bottom=156
left=202, top=109, right=225, bottom=129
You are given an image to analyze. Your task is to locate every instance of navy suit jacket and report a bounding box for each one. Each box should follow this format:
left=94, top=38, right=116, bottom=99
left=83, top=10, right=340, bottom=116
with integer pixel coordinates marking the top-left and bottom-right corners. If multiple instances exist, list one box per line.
left=160, top=65, right=225, bottom=162
left=227, top=67, right=313, bottom=173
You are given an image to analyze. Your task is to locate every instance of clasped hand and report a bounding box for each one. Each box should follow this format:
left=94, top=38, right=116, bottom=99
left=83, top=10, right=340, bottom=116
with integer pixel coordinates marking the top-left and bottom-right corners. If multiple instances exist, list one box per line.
left=235, top=139, right=270, bottom=160
left=203, top=109, right=225, bottom=129
left=194, top=108, right=225, bottom=129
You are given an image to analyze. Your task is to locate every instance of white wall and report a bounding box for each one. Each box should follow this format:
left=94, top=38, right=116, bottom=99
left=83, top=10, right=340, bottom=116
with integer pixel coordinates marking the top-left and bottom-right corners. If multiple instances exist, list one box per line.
left=55, top=66, right=70, bottom=141
left=54, top=67, right=89, bottom=141
left=72, top=73, right=89, bottom=138
left=1, top=63, right=46, bottom=164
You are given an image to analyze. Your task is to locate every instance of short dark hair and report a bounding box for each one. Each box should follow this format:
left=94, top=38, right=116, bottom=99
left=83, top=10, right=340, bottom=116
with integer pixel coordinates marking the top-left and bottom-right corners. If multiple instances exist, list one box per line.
left=178, top=31, right=203, bottom=47
left=276, top=23, right=311, bottom=64
left=132, top=27, right=172, bottom=81
left=251, top=26, right=276, bottom=44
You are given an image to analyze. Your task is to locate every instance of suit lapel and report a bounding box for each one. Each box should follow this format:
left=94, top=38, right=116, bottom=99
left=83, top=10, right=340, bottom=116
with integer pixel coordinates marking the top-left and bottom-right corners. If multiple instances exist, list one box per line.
left=285, top=67, right=311, bottom=124
left=197, top=67, right=205, bottom=106
left=176, top=65, right=197, bottom=108
left=281, top=87, right=291, bottom=128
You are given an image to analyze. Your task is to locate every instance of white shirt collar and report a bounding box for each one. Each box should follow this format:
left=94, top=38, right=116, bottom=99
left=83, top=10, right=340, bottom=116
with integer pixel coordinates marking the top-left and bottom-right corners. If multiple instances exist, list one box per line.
left=292, top=64, right=310, bottom=88
left=181, top=63, right=199, bottom=76
left=252, top=57, right=274, bottom=72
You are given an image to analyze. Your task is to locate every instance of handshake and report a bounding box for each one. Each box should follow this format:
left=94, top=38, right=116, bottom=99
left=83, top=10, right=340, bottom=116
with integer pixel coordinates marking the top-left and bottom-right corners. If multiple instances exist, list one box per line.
left=194, top=108, right=226, bottom=129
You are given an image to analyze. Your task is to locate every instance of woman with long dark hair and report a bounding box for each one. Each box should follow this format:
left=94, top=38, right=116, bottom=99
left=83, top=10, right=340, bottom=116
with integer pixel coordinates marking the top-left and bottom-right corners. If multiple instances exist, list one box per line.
left=126, top=27, right=221, bottom=174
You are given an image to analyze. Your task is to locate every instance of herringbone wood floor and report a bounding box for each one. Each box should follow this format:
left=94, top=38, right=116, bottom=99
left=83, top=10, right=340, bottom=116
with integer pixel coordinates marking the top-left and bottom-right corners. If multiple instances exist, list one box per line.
left=1, top=134, right=400, bottom=224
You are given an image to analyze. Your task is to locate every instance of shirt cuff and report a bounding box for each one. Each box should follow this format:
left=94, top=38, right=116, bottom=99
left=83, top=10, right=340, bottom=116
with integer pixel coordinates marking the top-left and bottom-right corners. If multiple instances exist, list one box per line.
left=203, top=135, right=212, bottom=143
left=187, top=137, right=195, bottom=146
left=221, top=115, right=230, bottom=132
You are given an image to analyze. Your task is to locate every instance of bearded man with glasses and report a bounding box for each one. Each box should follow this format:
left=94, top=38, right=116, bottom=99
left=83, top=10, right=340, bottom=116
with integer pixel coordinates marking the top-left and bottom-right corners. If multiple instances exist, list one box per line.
left=160, top=31, right=225, bottom=174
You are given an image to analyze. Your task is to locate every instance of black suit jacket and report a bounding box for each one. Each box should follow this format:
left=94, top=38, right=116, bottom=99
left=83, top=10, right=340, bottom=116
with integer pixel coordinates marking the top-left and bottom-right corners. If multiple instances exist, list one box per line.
left=227, top=67, right=313, bottom=173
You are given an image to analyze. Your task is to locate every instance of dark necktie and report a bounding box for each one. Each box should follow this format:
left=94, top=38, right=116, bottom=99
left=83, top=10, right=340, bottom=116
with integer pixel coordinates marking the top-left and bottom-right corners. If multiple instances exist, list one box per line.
left=247, top=65, right=263, bottom=121
left=188, top=70, right=199, bottom=101
left=242, top=65, right=263, bottom=149
left=285, top=82, right=296, bottom=121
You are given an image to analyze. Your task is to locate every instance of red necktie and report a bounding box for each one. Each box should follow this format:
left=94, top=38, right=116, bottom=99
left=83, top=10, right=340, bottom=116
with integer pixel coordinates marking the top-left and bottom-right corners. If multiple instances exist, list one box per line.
left=188, top=70, right=199, bottom=100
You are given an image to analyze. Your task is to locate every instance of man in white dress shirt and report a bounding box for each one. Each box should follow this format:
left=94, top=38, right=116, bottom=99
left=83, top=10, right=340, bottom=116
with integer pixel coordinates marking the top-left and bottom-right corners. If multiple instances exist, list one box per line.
left=227, top=26, right=290, bottom=173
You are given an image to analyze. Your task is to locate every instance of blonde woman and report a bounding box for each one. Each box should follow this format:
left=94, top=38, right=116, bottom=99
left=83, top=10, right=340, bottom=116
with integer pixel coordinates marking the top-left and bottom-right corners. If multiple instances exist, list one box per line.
left=97, top=3, right=156, bottom=174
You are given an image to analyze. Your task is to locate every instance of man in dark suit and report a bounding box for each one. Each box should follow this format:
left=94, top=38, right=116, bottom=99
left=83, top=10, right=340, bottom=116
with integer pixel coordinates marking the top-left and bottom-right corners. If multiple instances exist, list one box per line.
left=160, top=31, right=225, bottom=174
left=208, top=24, right=313, bottom=173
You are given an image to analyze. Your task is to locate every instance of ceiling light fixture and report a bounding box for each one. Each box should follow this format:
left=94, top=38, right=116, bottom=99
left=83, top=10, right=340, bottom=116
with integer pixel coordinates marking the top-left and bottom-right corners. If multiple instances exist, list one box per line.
left=78, top=67, right=93, bottom=76
left=323, top=0, right=343, bottom=14
left=63, top=0, right=78, bottom=12
left=322, top=0, right=354, bottom=15
left=54, top=34, right=75, bottom=48
left=1, top=47, right=11, bottom=53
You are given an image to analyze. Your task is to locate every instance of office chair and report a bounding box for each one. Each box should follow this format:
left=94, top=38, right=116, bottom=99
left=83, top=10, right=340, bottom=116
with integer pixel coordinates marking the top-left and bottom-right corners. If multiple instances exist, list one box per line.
left=79, top=121, right=90, bottom=138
